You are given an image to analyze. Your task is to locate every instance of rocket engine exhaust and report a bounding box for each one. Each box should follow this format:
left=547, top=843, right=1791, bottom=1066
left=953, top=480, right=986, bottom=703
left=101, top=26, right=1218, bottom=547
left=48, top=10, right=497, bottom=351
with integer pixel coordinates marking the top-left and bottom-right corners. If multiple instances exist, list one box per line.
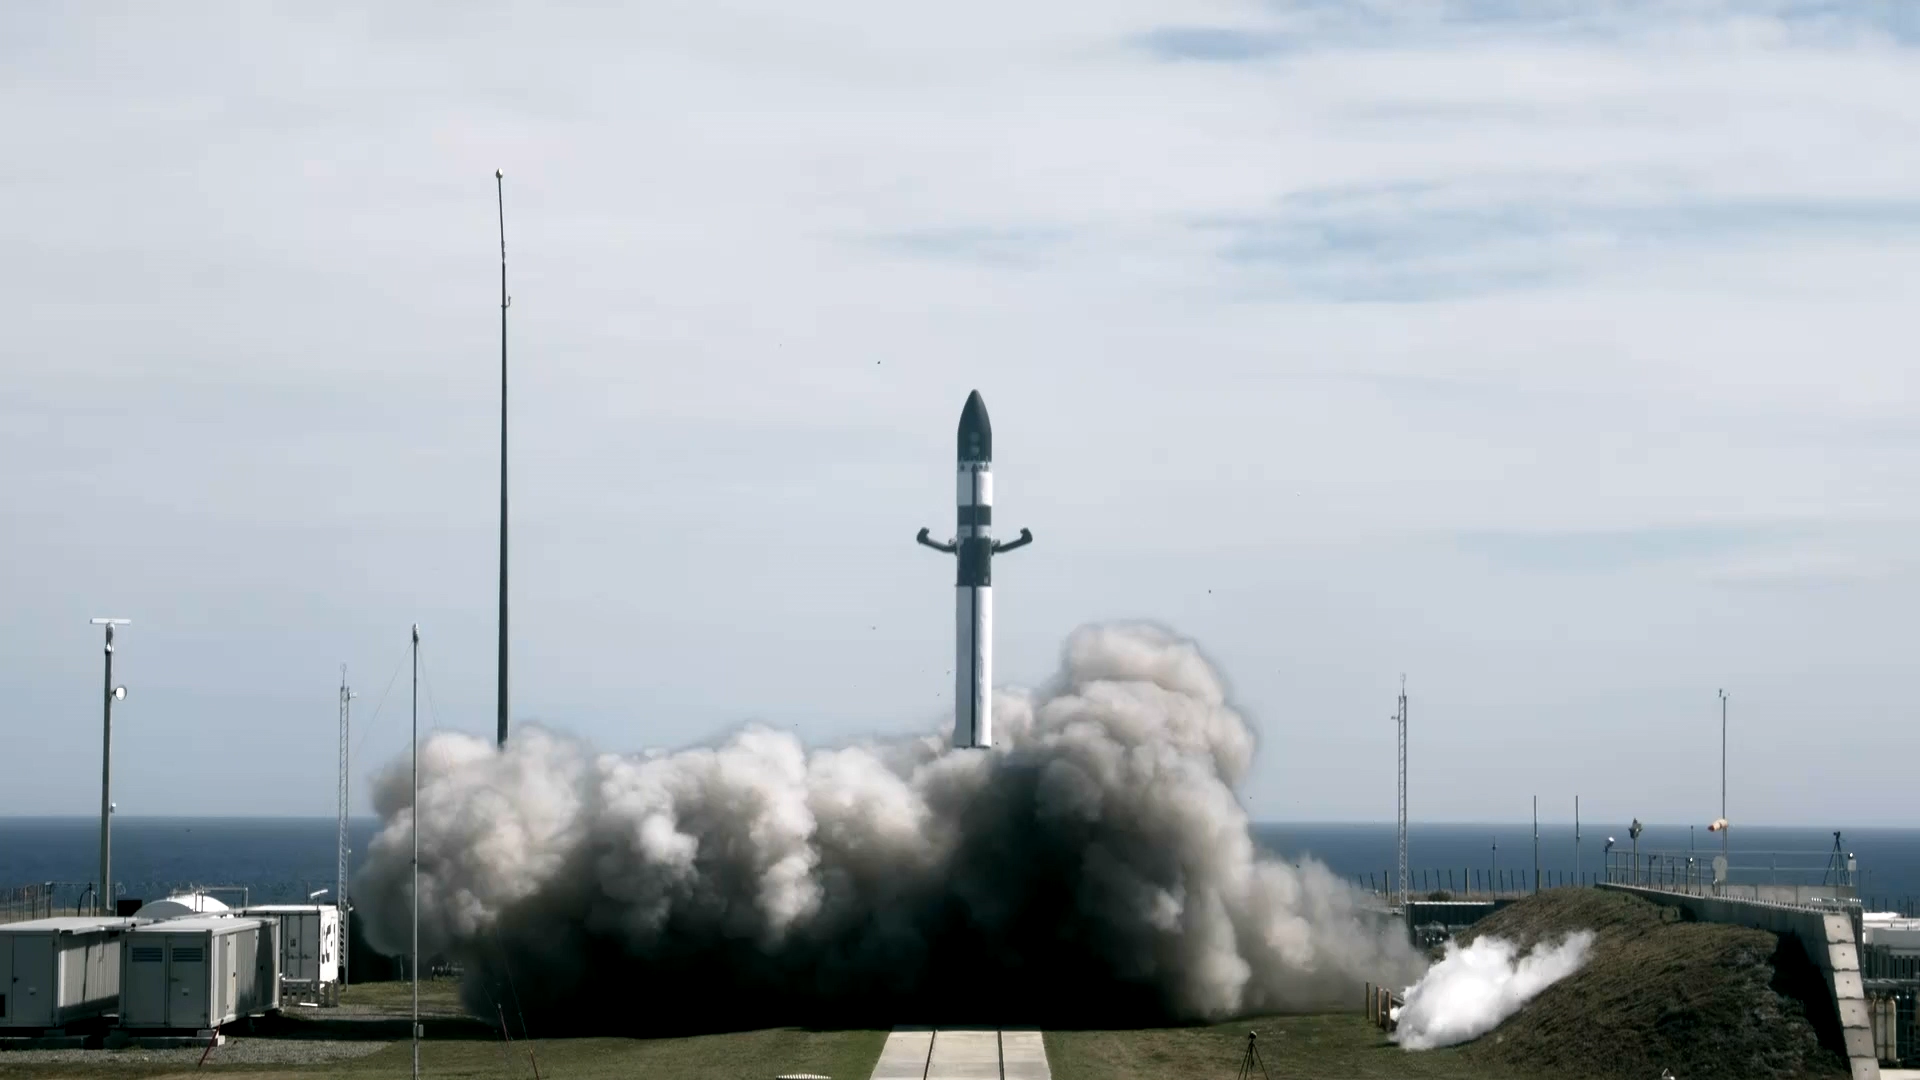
left=354, top=623, right=1424, bottom=1034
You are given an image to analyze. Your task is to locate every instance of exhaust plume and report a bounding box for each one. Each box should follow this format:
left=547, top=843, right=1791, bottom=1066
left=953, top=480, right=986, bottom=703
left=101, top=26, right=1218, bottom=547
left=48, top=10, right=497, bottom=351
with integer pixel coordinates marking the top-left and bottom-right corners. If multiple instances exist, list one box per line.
left=1391, top=932, right=1594, bottom=1050
left=356, top=623, right=1423, bottom=1032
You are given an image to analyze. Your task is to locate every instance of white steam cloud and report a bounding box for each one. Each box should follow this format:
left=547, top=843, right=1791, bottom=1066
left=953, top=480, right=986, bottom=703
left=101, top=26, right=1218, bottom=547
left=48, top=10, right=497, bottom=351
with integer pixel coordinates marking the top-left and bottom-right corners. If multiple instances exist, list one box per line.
left=355, top=623, right=1424, bottom=1032
left=1392, top=932, right=1595, bottom=1050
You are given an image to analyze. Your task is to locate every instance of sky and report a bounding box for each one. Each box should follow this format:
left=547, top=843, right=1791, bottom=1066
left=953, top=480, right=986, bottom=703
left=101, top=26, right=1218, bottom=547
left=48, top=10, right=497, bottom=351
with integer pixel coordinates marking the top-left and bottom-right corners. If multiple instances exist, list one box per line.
left=3, top=0, right=1918, bottom=825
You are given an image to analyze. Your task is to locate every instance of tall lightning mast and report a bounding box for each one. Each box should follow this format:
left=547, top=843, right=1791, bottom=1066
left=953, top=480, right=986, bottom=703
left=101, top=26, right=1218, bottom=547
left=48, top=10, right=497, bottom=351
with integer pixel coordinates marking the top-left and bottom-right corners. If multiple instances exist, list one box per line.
left=336, top=665, right=354, bottom=986
left=1396, top=675, right=1408, bottom=909
left=495, top=170, right=511, bottom=749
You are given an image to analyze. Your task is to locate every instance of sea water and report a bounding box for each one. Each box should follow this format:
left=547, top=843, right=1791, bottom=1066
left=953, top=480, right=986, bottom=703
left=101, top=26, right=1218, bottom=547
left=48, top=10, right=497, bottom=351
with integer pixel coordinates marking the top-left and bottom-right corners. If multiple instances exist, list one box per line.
left=3, top=817, right=1916, bottom=912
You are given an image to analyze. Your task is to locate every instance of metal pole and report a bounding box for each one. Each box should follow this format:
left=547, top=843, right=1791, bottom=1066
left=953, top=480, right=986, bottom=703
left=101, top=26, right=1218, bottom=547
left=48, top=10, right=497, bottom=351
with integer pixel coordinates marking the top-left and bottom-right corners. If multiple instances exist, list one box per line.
left=495, top=170, right=510, bottom=751
left=1574, top=795, right=1580, bottom=887
left=1395, top=676, right=1407, bottom=910
left=92, top=618, right=129, bottom=915
left=1719, top=689, right=1728, bottom=860
left=411, top=624, right=421, bottom=1080
left=337, top=665, right=354, bottom=988
left=99, top=625, right=114, bottom=914
left=1533, top=795, right=1540, bottom=894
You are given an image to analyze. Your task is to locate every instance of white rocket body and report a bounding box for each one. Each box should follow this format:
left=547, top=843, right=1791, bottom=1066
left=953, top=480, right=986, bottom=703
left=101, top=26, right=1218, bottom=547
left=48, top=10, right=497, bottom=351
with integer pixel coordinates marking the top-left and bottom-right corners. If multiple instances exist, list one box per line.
left=956, top=461, right=993, bottom=747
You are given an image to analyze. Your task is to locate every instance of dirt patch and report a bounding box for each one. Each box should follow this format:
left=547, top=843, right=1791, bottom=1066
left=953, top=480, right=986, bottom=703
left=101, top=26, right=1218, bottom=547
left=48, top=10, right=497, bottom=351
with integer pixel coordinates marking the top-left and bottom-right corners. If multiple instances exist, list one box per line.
left=1448, top=888, right=1847, bottom=1080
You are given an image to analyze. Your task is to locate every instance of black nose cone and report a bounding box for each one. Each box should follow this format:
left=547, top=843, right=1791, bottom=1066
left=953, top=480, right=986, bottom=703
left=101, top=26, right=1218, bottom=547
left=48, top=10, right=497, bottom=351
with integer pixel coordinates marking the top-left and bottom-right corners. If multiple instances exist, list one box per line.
left=958, top=390, right=992, bottom=461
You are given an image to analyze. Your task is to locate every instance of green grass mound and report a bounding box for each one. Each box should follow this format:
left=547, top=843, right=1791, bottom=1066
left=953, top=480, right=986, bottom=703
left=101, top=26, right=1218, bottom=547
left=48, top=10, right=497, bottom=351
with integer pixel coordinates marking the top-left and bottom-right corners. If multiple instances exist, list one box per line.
left=1450, top=888, right=1847, bottom=1080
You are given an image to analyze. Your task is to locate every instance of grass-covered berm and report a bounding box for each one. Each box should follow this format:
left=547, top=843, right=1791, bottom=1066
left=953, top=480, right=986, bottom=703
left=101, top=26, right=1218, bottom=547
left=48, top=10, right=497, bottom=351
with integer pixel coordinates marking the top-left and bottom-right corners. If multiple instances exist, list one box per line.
left=1450, top=888, right=1849, bottom=1080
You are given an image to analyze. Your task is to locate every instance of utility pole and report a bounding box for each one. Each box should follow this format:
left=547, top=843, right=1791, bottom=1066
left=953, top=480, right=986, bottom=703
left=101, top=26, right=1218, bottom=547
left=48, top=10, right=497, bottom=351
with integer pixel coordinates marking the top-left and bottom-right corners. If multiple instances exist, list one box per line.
left=91, top=618, right=130, bottom=915
left=337, top=665, right=355, bottom=986
left=1395, top=676, right=1408, bottom=909
left=495, top=170, right=511, bottom=750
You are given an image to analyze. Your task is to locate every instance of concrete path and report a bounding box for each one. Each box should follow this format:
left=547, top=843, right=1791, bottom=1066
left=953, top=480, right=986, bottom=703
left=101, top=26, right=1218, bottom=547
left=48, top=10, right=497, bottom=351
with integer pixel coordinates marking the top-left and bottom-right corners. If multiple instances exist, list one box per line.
left=997, top=1030, right=1050, bottom=1080
left=868, top=1027, right=933, bottom=1080
left=927, top=1029, right=1000, bottom=1080
left=868, top=1027, right=1053, bottom=1080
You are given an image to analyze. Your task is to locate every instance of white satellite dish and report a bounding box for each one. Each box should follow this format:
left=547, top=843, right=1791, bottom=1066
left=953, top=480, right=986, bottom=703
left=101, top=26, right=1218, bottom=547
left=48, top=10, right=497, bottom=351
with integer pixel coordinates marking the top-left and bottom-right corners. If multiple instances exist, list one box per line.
left=112, top=686, right=127, bottom=701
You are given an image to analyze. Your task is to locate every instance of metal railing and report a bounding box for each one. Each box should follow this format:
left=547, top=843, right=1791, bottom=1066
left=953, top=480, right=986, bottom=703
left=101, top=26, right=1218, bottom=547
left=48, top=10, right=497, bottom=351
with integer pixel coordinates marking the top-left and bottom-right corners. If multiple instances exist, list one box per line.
left=0, top=882, right=59, bottom=924
left=1354, top=868, right=1601, bottom=902
left=1602, top=848, right=1861, bottom=904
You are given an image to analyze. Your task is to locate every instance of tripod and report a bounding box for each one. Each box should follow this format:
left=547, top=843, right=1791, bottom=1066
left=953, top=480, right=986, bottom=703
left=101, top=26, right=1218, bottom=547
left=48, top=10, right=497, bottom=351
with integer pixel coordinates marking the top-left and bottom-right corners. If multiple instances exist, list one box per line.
left=1236, top=1031, right=1271, bottom=1080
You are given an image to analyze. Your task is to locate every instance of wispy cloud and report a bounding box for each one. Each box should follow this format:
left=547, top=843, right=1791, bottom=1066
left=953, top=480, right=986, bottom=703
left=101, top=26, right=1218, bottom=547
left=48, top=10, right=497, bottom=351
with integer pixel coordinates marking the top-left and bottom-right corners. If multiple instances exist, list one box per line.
left=1190, top=188, right=1920, bottom=300
left=870, top=225, right=1075, bottom=267
left=1136, top=2, right=1920, bottom=64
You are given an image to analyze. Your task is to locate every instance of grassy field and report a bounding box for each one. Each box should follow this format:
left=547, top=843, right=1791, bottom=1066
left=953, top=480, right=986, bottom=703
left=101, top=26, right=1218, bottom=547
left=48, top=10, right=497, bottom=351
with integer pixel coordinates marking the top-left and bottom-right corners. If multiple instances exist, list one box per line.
left=1047, top=1014, right=1521, bottom=1080
left=0, top=1028, right=890, bottom=1080
left=0, top=979, right=1527, bottom=1080
left=311, top=1027, right=890, bottom=1080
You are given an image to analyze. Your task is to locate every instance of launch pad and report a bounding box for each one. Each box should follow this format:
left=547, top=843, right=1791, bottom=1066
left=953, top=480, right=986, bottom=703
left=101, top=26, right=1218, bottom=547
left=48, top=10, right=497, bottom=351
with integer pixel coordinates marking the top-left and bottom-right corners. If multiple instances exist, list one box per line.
left=869, top=1027, right=1052, bottom=1080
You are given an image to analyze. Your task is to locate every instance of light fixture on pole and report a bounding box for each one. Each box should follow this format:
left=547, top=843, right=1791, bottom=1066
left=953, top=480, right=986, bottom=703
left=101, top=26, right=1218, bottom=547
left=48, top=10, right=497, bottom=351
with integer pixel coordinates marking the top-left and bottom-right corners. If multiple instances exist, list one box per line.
left=1629, top=818, right=1644, bottom=885
left=90, top=618, right=130, bottom=914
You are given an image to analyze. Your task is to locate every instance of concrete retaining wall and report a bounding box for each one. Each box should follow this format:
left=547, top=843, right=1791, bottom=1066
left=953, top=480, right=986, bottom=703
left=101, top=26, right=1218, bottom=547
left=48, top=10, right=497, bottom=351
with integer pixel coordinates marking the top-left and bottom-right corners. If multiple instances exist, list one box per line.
left=1602, top=884, right=1877, bottom=1080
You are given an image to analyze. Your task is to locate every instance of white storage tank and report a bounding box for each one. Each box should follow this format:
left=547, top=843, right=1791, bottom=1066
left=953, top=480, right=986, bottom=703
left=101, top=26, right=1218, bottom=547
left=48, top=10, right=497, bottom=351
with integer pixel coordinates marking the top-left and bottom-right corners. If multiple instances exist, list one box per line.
left=0, top=917, right=132, bottom=1030
left=238, top=905, right=339, bottom=1004
left=132, top=895, right=231, bottom=921
left=118, top=916, right=280, bottom=1031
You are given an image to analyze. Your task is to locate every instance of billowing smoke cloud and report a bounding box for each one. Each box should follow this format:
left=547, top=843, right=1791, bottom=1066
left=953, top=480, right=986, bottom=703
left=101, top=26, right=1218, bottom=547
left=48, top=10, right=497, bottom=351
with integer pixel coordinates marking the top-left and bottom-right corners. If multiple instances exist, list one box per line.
left=356, top=624, right=1423, bottom=1032
left=1391, top=932, right=1594, bottom=1050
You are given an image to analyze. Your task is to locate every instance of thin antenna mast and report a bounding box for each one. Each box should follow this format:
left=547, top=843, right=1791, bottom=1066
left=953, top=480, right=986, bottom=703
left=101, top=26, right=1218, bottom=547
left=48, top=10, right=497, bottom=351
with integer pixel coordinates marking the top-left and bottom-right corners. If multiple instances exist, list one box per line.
left=1396, top=675, right=1408, bottom=909
left=411, top=625, right=421, bottom=1080
left=337, top=665, right=355, bottom=988
left=495, top=170, right=510, bottom=750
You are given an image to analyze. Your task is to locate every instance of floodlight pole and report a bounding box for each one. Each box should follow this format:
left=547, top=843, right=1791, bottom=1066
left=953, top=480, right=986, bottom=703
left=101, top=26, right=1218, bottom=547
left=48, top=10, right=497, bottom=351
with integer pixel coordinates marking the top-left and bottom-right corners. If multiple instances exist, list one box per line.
left=92, top=617, right=130, bottom=915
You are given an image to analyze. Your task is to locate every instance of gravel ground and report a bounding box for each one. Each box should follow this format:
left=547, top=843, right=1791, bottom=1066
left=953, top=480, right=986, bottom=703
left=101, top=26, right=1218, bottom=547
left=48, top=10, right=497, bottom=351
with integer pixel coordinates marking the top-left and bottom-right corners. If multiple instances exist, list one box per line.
left=0, top=1038, right=388, bottom=1068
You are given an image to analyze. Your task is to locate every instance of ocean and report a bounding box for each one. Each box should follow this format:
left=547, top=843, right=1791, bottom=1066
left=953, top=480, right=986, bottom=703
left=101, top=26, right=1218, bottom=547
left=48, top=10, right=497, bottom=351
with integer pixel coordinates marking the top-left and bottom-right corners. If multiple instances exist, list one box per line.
left=4, top=817, right=1916, bottom=915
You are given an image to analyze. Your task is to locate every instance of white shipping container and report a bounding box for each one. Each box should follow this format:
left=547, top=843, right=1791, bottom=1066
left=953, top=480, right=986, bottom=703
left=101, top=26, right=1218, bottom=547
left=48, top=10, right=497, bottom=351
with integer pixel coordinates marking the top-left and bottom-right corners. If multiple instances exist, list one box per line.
left=0, top=917, right=131, bottom=1030
left=1864, top=916, right=1920, bottom=955
left=118, top=916, right=280, bottom=1031
left=238, top=905, right=339, bottom=997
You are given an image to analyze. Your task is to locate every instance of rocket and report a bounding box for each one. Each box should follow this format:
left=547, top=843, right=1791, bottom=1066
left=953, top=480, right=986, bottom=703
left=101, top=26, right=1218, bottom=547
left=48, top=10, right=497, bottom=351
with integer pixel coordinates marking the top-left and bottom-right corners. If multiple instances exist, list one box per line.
left=918, top=390, right=1032, bottom=749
